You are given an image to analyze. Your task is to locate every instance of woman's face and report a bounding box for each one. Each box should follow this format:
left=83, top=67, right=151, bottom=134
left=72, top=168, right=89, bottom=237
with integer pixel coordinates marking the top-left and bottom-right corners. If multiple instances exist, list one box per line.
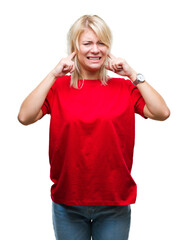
left=77, top=28, right=108, bottom=79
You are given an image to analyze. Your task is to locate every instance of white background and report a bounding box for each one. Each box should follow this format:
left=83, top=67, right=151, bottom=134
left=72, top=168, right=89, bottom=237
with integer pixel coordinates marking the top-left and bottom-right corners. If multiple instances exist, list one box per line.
left=0, top=0, right=187, bottom=239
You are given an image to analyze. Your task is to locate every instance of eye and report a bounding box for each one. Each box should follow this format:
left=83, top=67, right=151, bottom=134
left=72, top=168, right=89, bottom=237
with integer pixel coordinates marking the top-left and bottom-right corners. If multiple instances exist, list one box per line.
left=83, top=42, right=91, bottom=46
left=98, top=42, right=105, bottom=45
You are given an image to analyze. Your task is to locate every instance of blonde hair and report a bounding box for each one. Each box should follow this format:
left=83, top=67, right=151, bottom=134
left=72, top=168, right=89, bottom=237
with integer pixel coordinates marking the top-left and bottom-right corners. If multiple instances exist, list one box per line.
left=67, top=15, right=112, bottom=89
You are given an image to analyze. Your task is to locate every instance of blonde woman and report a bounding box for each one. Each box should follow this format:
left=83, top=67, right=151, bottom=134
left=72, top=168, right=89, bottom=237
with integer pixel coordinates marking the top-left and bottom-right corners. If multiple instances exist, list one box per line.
left=18, top=15, right=170, bottom=240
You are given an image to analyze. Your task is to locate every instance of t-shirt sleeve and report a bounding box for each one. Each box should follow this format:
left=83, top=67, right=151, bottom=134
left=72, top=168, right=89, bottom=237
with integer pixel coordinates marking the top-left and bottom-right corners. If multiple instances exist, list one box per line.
left=128, top=80, right=147, bottom=119
left=41, top=86, right=54, bottom=116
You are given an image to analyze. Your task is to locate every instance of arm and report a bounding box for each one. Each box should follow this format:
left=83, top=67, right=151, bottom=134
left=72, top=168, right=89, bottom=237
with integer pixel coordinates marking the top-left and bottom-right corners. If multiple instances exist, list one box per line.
left=129, top=72, right=170, bottom=121
left=105, top=54, right=170, bottom=121
left=18, top=52, right=76, bottom=125
left=17, top=72, right=57, bottom=125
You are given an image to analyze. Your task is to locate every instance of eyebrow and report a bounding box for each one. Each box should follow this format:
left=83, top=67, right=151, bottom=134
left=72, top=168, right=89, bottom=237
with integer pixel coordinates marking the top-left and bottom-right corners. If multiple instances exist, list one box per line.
left=82, top=40, right=102, bottom=43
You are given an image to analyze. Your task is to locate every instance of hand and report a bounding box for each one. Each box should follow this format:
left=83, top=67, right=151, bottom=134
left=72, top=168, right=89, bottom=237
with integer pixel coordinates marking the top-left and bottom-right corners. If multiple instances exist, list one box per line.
left=105, top=53, right=137, bottom=80
left=51, top=52, right=76, bottom=78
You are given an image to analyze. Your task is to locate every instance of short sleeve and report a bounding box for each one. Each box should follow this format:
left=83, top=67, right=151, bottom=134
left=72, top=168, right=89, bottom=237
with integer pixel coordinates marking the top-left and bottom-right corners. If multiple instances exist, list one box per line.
left=41, top=87, right=54, bottom=116
left=128, top=80, right=147, bottom=119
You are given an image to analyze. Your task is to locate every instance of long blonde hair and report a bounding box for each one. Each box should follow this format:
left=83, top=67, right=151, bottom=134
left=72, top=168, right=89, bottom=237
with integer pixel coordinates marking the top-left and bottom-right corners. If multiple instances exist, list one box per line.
left=67, top=15, right=112, bottom=89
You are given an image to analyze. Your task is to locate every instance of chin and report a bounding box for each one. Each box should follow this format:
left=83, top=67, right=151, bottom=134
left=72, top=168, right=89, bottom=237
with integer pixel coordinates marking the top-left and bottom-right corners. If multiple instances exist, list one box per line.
left=87, top=63, right=105, bottom=71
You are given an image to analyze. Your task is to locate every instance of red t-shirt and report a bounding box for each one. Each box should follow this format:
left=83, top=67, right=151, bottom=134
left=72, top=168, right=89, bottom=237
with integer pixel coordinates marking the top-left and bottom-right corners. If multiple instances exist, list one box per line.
left=41, top=75, right=146, bottom=206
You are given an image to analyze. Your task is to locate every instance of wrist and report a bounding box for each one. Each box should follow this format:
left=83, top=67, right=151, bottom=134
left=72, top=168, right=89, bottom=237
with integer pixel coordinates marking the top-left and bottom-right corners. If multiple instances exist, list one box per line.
left=128, top=70, right=137, bottom=82
left=48, top=71, right=58, bottom=83
left=49, top=69, right=62, bottom=79
left=132, top=73, right=146, bottom=86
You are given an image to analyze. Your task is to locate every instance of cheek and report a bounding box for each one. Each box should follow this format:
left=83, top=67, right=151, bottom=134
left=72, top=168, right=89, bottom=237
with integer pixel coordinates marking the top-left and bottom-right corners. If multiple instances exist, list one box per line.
left=78, top=49, right=88, bottom=61
left=101, top=47, right=109, bottom=56
left=102, top=48, right=108, bottom=58
left=77, top=52, right=85, bottom=62
left=77, top=52, right=88, bottom=67
left=79, top=46, right=88, bottom=54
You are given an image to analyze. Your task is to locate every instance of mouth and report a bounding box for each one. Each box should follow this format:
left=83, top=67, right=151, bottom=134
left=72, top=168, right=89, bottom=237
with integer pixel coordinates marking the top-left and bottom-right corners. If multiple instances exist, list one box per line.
left=87, top=57, right=102, bottom=60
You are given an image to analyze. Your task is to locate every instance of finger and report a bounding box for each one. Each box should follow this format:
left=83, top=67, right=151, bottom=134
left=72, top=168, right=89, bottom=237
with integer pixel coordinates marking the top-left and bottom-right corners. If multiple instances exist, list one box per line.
left=70, top=64, right=75, bottom=73
left=63, top=66, right=69, bottom=72
left=108, top=53, right=115, bottom=59
left=68, top=65, right=72, bottom=71
left=105, top=62, right=114, bottom=72
left=115, top=63, right=123, bottom=70
left=104, top=64, right=111, bottom=70
left=109, top=60, right=116, bottom=72
left=104, top=60, right=111, bottom=70
left=112, top=65, right=116, bottom=72
left=63, top=63, right=71, bottom=71
left=69, top=51, right=76, bottom=60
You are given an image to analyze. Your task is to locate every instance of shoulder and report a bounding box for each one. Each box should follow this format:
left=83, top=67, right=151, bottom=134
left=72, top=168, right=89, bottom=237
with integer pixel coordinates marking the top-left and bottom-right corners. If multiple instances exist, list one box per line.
left=55, top=75, right=71, bottom=85
left=52, top=75, right=71, bottom=91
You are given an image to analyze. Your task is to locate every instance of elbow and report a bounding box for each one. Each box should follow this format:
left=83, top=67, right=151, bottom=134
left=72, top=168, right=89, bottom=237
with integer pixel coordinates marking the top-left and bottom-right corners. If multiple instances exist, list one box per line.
left=160, top=107, right=171, bottom=121
left=17, top=112, right=30, bottom=126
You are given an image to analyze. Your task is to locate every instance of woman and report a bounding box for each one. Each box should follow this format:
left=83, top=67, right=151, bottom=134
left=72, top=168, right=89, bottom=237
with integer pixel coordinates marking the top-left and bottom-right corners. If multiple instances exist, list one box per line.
left=18, top=15, right=170, bottom=240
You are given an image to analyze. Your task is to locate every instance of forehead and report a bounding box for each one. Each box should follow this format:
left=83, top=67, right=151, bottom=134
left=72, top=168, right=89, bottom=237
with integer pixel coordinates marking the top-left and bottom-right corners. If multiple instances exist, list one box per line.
left=79, top=28, right=99, bottom=41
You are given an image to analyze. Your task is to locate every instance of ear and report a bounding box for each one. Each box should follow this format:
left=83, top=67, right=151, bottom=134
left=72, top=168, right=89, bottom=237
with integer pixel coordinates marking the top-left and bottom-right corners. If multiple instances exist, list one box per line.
left=75, top=48, right=79, bottom=54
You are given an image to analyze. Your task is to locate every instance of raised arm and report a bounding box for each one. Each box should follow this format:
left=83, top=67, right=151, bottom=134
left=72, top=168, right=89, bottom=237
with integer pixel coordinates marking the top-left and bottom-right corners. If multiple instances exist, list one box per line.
left=18, top=52, right=76, bottom=125
left=129, top=73, right=170, bottom=120
left=105, top=53, right=170, bottom=121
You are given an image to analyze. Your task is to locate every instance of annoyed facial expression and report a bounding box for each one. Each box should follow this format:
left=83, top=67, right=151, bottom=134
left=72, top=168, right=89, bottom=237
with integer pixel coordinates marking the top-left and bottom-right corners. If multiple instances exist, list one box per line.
left=77, top=28, right=108, bottom=79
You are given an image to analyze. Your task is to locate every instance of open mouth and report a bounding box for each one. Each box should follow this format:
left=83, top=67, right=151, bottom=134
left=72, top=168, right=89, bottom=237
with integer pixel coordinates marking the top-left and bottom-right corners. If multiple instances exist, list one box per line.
left=87, top=57, right=102, bottom=60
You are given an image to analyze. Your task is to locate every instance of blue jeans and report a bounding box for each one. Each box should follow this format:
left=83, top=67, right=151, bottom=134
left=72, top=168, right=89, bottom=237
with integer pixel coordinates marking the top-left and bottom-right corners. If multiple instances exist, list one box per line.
left=52, top=201, right=131, bottom=240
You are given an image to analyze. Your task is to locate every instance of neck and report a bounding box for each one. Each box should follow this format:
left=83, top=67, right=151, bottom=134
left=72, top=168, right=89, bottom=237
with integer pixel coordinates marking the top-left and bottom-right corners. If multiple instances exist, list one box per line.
left=80, top=70, right=100, bottom=80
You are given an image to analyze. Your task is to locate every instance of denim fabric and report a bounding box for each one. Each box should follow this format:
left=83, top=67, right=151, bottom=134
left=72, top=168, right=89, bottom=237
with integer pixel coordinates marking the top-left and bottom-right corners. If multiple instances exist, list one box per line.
left=52, top=201, right=131, bottom=240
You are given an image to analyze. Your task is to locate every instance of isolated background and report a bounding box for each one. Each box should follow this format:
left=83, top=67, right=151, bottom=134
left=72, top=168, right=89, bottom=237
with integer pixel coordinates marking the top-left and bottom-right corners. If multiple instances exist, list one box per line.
left=0, top=0, right=187, bottom=239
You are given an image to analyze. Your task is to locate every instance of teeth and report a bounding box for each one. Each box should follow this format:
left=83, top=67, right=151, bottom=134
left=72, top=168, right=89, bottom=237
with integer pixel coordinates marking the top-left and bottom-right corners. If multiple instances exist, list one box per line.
left=88, top=57, right=101, bottom=59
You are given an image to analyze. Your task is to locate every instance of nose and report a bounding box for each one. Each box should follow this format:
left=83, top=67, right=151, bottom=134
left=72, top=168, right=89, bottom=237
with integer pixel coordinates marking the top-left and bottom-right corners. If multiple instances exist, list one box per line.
left=90, top=44, right=100, bottom=54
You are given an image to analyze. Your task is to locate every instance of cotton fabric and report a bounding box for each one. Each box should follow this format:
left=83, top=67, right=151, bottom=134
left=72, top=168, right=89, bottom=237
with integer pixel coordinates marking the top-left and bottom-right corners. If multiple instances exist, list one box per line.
left=41, top=75, right=146, bottom=206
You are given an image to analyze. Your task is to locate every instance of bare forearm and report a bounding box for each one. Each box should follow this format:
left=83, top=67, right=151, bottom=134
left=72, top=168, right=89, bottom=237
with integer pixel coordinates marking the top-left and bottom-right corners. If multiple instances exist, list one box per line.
left=18, top=71, right=56, bottom=125
left=129, top=71, right=170, bottom=120
left=137, top=81, right=170, bottom=117
left=18, top=52, right=76, bottom=125
left=106, top=54, right=170, bottom=120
